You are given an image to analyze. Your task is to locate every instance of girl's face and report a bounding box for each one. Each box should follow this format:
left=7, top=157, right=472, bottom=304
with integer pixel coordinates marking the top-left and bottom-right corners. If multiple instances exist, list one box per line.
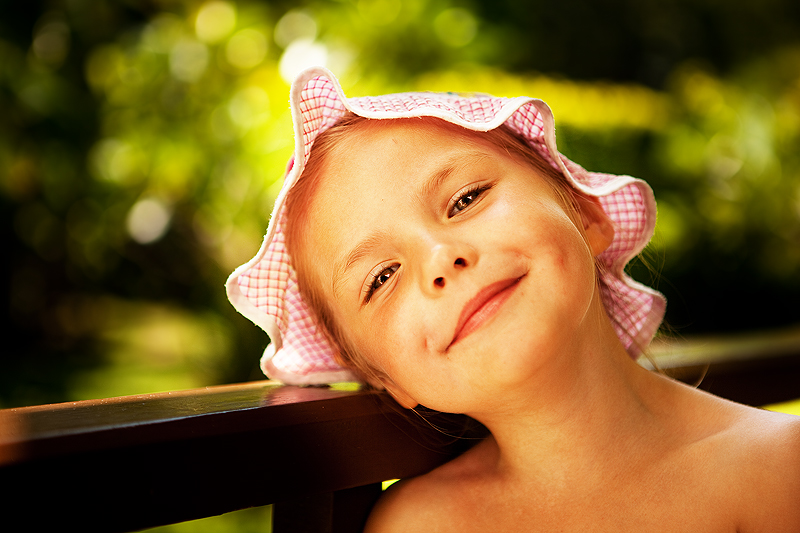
left=300, top=119, right=613, bottom=415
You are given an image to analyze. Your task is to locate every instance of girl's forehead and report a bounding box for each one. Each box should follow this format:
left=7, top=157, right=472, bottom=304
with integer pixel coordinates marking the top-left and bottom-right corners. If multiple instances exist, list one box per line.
left=319, top=117, right=499, bottom=175
left=327, top=116, right=487, bottom=149
left=337, top=115, right=440, bottom=133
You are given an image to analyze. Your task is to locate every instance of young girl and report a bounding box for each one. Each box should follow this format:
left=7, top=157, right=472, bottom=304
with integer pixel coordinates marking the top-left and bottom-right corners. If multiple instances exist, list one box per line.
left=227, top=67, right=800, bottom=531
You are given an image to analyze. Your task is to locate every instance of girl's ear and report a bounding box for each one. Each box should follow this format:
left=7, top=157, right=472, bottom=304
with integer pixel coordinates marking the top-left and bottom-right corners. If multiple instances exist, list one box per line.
left=575, top=195, right=615, bottom=257
left=381, top=379, right=419, bottom=409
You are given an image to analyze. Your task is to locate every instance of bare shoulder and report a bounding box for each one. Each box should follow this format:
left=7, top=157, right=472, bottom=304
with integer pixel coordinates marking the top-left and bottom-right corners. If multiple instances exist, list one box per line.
left=725, top=406, right=800, bottom=531
left=671, top=381, right=800, bottom=530
left=735, top=406, right=800, bottom=473
left=364, top=440, right=493, bottom=533
left=363, top=474, right=444, bottom=533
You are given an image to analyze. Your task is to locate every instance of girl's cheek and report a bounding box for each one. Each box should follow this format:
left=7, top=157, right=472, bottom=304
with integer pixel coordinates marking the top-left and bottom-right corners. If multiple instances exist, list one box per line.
left=359, top=303, right=405, bottom=363
left=479, top=196, right=515, bottom=229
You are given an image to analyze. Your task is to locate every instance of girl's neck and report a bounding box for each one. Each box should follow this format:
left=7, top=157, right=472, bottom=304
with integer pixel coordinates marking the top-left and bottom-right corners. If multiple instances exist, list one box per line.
left=467, top=313, right=680, bottom=485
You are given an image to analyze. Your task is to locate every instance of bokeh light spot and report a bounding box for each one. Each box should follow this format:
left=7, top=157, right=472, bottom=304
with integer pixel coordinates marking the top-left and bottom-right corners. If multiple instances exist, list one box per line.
left=195, top=1, right=237, bottom=44
left=126, top=198, right=172, bottom=244
left=169, top=39, right=209, bottom=82
left=89, top=139, right=144, bottom=185
left=225, top=29, right=268, bottom=70
left=33, top=20, right=70, bottom=67
left=274, top=10, right=317, bottom=48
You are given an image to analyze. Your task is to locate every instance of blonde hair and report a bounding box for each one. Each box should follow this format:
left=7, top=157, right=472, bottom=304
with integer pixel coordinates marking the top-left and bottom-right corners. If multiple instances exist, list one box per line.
left=284, top=113, right=592, bottom=385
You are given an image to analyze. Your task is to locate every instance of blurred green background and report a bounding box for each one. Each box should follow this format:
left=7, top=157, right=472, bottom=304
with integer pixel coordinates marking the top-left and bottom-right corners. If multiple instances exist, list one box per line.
left=3, top=0, right=800, bottom=411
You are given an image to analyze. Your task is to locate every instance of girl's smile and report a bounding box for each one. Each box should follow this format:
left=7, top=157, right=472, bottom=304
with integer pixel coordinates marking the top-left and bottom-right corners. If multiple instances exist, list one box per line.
left=447, top=275, right=525, bottom=351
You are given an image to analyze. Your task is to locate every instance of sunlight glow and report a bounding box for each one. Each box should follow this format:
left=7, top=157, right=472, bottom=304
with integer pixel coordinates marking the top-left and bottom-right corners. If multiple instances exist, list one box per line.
left=279, top=39, right=328, bottom=83
left=228, top=86, right=271, bottom=130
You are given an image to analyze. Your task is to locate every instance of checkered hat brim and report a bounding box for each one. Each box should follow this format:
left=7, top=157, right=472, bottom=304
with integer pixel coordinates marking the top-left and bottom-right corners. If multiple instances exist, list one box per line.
left=226, top=67, right=666, bottom=385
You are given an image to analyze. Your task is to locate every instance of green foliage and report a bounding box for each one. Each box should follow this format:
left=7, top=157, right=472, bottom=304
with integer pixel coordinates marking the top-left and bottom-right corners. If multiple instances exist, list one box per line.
left=2, top=0, right=800, bottom=408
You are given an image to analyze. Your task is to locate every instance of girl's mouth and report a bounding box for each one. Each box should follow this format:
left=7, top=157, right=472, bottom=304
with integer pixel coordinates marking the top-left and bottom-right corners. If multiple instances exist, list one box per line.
left=447, top=275, right=524, bottom=350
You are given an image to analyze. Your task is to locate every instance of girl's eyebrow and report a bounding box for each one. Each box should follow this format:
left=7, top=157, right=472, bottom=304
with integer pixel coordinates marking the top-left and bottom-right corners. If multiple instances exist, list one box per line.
left=418, top=152, right=488, bottom=201
left=418, top=159, right=460, bottom=201
left=331, top=230, right=391, bottom=299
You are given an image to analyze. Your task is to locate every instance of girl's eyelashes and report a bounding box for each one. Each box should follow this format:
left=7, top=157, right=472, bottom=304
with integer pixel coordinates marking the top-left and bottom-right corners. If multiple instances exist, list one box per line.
left=364, top=263, right=399, bottom=303
left=448, top=184, right=492, bottom=217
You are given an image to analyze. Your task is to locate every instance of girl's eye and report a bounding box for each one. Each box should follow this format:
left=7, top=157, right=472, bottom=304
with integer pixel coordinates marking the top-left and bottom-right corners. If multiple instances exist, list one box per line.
left=449, top=185, right=490, bottom=217
left=365, top=264, right=399, bottom=302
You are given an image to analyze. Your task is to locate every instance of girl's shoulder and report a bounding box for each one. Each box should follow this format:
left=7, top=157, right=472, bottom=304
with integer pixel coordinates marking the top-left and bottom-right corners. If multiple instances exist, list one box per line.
left=364, top=398, right=800, bottom=533
left=732, top=408, right=800, bottom=529
left=716, top=401, right=800, bottom=469
left=364, top=439, right=493, bottom=533
left=699, top=402, right=800, bottom=531
left=362, top=474, right=446, bottom=533
left=676, top=378, right=800, bottom=464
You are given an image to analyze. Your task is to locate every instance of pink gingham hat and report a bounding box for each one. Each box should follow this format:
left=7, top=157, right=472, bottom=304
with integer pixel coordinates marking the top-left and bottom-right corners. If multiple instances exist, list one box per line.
left=226, top=66, right=666, bottom=385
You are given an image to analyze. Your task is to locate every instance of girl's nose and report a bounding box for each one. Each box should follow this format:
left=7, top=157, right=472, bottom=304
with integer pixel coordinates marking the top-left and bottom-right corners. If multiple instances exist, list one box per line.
left=421, top=242, right=476, bottom=296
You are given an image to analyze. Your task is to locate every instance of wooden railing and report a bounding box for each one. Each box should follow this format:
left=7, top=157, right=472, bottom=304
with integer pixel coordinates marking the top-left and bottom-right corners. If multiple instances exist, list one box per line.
left=0, top=381, right=477, bottom=532
left=2, top=329, right=800, bottom=532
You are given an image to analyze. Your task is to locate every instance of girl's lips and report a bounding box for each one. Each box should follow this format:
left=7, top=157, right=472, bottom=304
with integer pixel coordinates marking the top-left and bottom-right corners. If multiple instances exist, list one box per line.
left=448, top=276, right=523, bottom=349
